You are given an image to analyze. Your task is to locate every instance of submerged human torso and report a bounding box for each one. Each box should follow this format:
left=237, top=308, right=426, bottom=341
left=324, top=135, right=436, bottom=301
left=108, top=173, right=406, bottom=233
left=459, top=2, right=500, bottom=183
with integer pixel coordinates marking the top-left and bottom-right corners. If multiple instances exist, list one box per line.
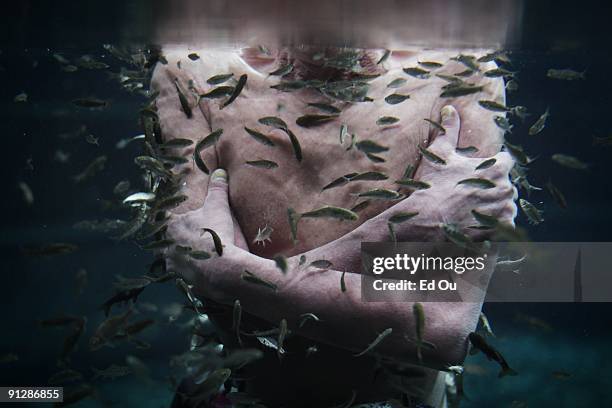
left=152, top=46, right=505, bottom=259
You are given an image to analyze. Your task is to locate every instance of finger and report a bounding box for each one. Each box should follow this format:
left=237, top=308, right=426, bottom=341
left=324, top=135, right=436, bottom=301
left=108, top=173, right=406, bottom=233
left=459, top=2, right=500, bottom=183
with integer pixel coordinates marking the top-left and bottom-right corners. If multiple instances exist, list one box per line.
left=201, top=168, right=235, bottom=245
left=427, top=105, right=461, bottom=157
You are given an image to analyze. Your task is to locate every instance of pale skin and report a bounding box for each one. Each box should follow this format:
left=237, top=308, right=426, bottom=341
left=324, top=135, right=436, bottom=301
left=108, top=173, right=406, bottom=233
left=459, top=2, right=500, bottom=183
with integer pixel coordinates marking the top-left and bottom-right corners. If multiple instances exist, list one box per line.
left=153, top=47, right=517, bottom=406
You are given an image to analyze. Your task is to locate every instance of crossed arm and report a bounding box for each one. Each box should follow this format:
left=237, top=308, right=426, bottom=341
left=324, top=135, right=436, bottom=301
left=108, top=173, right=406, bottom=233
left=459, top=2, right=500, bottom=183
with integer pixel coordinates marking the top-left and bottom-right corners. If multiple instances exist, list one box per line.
left=164, top=105, right=516, bottom=369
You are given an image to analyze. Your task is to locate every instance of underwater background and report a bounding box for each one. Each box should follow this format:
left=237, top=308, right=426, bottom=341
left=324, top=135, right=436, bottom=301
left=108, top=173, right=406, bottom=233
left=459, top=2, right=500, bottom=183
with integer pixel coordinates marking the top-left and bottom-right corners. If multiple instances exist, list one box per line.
left=1, top=0, right=612, bottom=407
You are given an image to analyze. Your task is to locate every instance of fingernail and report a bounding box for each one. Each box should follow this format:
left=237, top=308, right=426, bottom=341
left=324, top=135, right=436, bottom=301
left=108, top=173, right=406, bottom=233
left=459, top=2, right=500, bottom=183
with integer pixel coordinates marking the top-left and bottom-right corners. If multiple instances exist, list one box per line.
left=211, top=168, right=228, bottom=182
left=441, top=105, right=454, bottom=122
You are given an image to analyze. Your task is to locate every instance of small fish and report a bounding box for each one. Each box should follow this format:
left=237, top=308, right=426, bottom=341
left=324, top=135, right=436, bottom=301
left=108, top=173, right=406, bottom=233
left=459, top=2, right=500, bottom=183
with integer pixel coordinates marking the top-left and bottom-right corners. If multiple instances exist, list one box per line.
left=477, top=50, right=505, bottom=62
left=547, top=68, right=585, bottom=80
left=175, top=82, right=192, bottom=118
left=155, top=194, right=188, bottom=211
left=307, top=102, right=341, bottom=114
left=471, top=210, right=499, bottom=227
left=356, top=140, right=389, bottom=154
left=356, top=188, right=402, bottom=200
left=440, top=84, right=483, bottom=98
left=310, top=260, right=333, bottom=269
left=519, top=198, right=543, bottom=225
left=528, top=108, right=550, bottom=135
left=479, top=313, right=495, bottom=337
left=188, top=52, right=200, bottom=61
left=301, top=206, right=358, bottom=221
left=285, top=129, right=303, bottom=162
left=546, top=181, right=567, bottom=209
left=296, top=114, right=337, bottom=128
left=340, top=270, right=347, bottom=292
left=350, top=171, right=388, bottom=181
left=441, top=223, right=474, bottom=249
left=413, top=303, right=426, bottom=362
left=233, top=300, right=242, bottom=346
left=89, top=309, right=132, bottom=350
left=456, top=146, right=479, bottom=154
left=23, top=242, right=78, bottom=257
left=193, top=129, right=223, bottom=174
left=478, top=100, right=512, bottom=112
left=376, top=116, right=399, bottom=126
left=200, top=228, right=223, bottom=256
left=388, top=211, right=419, bottom=223
left=366, top=153, right=385, bottom=163
left=122, top=319, right=155, bottom=336
left=387, top=78, right=407, bottom=88
left=377, top=49, right=391, bottom=65
left=72, top=156, right=108, bottom=183
left=455, top=68, right=475, bottom=77
left=424, top=118, right=446, bottom=134
left=484, top=68, right=515, bottom=78
left=457, top=178, right=496, bottom=189
left=274, top=255, right=288, bottom=274
left=351, top=201, right=370, bottom=212
left=200, top=85, right=234, bottom=98
left=72, top=98, right=108, bottom=108
left=395, top=178, right=430, bottom=190
left=506, top=79, right=519, bottom=91
left=354, top=328, right=393, bottom=357
left=298, top=313, right=321, bottom=328
left=14, top=92, right=28, bottom=103
left=551, top=370, right=572, bottom=380
left=299, top=255, right=307, bottom=265
left=468, top=332, right=517, bottom=377
left=123, top=192, right=155, bottom=205
left=270, top=80, right=308, bottom=92
left=206, top=73, right=233, bottom=85
left=242, top=270, right=277, bottom=291
left=512, top=105, right=530, bottom=121
left=258, top=116, right=288, bottom=130
left=17, top=181, right=33, bottom=205
left=339, top=123, right=349, bottom=144
left=475, top=158, right=497, bottom=170
left=92, top=364, right=131, bottom=380
left=419, top=145, right=446, bottom=165
left=244, top=126, right=275, bottom=147
left=403, top=67, right=430, bottom=78
left=221, top=73, right=247, bottom=108
left=504, top=141, right=533, bottom=166
left=493, top=116, right=513, bottom=133
left=402, top=164, right=416, bottom=179
left=160, top=138, right=194, bottom=148
left=191, top=369, right=232, bottom=402
left=384, top=93, right=410, bottom=105
left=452, top=54, right=480, bottom=71
left=277, top=319, right=288, bottom=360
left=322, top=174, right=357, bottom=191
left=418, top=61, right=443, bottom=68
left=245, top=159, right=278, bottom=169
left=253, top=224, right=273, bottom=246
left=287, top=207, right=300, bottom=243
left=269, top=63, right=294, bottom=76
left=551, top=153, right=589, bottom=170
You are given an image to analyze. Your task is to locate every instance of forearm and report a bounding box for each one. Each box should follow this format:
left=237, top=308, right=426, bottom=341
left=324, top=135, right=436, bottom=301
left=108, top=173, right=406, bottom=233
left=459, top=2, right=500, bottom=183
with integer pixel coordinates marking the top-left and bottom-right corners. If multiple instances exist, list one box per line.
left=202, top=246, right=476, bottom=369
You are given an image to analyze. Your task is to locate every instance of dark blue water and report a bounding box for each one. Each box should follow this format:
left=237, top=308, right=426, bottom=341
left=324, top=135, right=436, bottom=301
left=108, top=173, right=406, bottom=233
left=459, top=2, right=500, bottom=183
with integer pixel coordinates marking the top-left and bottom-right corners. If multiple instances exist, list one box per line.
left=2, top=1, right=612, bottom=407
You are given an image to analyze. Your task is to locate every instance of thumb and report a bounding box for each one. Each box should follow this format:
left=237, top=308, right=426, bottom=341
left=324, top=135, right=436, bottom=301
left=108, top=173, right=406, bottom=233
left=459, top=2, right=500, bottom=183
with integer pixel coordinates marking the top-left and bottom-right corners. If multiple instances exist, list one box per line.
left=200, top=168, right=235, bottom=245
left=427, top=105, right=461, bottom=156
